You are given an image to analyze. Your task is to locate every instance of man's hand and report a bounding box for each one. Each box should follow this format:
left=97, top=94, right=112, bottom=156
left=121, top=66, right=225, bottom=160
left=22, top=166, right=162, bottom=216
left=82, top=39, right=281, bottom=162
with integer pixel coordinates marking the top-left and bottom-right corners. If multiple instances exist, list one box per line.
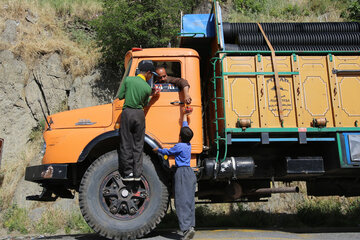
left=152, top=148, right=159, bottom=153
left=185, top=94, right=192, bottom=105
left=151, top=86, right=161, bottom=96
left=183, top=86, right=192, bottom=104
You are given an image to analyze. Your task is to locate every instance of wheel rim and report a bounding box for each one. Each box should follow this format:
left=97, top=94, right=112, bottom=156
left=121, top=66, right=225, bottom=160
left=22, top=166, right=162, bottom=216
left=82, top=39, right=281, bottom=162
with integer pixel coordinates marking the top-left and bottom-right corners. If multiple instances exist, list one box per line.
left=99, top=171, right=150, bottom=220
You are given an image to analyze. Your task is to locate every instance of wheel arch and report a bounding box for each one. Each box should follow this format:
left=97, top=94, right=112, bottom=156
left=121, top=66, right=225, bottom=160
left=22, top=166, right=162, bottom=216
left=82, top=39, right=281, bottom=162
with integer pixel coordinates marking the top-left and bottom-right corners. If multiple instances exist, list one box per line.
left=74, top=130, right=169, bottom=188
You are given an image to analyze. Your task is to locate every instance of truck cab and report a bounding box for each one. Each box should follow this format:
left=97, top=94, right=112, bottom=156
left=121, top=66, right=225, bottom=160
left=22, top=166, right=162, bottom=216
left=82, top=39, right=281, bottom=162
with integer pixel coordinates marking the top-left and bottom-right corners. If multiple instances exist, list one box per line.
left=24, top=48, right=205, bottom=240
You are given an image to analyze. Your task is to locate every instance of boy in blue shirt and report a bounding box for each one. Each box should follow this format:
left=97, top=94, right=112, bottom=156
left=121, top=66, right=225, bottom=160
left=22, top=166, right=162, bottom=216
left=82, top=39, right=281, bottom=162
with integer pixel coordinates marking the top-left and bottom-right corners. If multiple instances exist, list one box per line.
left=153, top=112, right=196, bottom=240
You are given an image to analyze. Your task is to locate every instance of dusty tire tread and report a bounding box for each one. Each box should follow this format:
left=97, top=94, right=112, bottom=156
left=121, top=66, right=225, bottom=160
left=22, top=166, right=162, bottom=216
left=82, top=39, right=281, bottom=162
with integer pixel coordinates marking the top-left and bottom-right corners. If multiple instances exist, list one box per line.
left=79, top=151, right=169, bottom=240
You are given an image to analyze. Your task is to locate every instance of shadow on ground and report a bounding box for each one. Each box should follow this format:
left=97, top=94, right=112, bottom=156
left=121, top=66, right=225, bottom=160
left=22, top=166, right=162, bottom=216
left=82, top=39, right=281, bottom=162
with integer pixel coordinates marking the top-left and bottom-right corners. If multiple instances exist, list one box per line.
left=36, top=229, right=182, bottom=240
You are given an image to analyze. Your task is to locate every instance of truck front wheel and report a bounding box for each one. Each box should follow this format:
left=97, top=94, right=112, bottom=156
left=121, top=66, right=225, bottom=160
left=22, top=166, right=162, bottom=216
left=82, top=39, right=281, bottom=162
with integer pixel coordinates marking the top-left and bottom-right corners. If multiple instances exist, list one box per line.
left=79, top=150, right=169, bottom=240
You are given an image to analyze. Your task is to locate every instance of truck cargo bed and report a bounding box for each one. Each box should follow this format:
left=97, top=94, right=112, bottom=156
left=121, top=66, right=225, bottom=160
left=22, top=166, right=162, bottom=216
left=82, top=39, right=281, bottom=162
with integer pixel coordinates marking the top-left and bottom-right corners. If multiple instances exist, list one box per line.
left=222, top=54, right=360, bottom=129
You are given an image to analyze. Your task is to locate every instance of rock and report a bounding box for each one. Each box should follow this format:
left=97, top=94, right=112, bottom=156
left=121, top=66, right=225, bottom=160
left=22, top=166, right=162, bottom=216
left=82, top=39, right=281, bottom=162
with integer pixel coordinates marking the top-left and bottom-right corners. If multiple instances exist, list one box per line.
left=0, top=50, right=34, bottom=165
left=0, top=13, right=117, bottom=223
left=12, top=175, right=43, bottom=209
left=25, top=9, right=38, bottom=24
left=25, top=53, right=72, bottom=119
left=0, top=19, right=19, bottom=45
left=194, top=0, right=212, bottom=14
left=68, top=70, right=114, bottom=109
left=29, top=206, right=46, bottom=222
left=53, top=195, right=79, bottom=212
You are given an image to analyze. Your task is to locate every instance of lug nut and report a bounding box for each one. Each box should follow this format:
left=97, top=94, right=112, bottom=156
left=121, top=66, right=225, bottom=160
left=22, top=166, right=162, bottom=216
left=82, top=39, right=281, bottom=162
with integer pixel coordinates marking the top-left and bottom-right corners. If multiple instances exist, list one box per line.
left=110, top=206, right=118, bottom=214
left=129, top=208, right=136, bottom=215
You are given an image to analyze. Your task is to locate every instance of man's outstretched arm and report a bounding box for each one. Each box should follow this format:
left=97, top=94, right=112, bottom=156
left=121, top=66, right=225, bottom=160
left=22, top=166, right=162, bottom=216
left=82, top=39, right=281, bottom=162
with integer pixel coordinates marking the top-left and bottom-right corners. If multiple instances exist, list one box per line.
left=167, top=76, right=192, bottom=104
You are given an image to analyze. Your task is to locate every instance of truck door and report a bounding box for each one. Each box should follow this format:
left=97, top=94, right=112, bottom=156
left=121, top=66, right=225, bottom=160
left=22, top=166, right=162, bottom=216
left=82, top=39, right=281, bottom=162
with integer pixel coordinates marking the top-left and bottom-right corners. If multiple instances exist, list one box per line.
left=142, top=58, right=186, bottom=147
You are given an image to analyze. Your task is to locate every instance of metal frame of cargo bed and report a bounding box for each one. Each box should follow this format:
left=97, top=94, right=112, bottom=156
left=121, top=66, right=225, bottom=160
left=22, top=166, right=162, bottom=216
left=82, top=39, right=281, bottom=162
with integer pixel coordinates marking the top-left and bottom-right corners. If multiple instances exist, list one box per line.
left=183, top=0, right=360, bottom=167
left=211, top=50, right=360, bottom=166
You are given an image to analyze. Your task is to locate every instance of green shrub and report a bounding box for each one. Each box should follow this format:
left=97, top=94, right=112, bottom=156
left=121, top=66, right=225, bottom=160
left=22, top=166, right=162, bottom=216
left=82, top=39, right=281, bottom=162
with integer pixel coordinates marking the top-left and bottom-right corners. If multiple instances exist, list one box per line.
left=92, top=0, right=198, bottom=70
left=296, top=199, right=346, bottom=227
left=28, top=120, right=45, bottom=142
left=3, top=204, right=30, bottom=234
left=348, top=0, right=360, bottom=20
left=227, top=0, right=351, bottom=22
left=35, top=212, right=60, bottom=234
left=307, top=0, right=332, bottom=15
left=160, top=199, right=360, bottom=229
left=346, top=198, right=360, bottom=221
left=65, top=212, right=93, bottom=234
left=233, top=0, right=266, bottom=13
left=281, top=4, right=304, bottom=18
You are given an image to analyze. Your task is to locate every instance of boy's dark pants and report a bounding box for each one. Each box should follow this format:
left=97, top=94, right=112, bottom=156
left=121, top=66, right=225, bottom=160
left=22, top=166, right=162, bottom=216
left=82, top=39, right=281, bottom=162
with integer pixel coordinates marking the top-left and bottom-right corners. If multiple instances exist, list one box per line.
left=119, top=108, right=145, bottom=178
left=174, top=166, right=197, bottom=231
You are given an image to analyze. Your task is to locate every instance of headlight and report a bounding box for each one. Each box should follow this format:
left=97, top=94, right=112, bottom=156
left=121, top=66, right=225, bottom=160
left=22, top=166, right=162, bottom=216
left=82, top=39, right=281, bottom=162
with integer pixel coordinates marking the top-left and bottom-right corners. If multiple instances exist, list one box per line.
left=36, top=139, right=47, bottom=163
left=41, top=142, right=46, bottom=155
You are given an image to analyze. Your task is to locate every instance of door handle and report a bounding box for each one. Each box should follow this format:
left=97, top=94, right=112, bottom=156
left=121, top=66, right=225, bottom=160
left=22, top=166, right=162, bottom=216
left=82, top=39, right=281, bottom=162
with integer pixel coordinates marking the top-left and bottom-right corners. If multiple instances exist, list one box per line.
left=170, top=101, right=184, bottom=105
left=332, top=69, right=360, bottom=75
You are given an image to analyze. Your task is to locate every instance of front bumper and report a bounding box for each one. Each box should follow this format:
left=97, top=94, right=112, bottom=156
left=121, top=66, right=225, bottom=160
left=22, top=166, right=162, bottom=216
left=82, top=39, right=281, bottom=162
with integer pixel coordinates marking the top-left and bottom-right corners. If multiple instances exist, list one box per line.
left=25, top=164, right=68, bottom=183
left=25, top=164, right=75, bottom=201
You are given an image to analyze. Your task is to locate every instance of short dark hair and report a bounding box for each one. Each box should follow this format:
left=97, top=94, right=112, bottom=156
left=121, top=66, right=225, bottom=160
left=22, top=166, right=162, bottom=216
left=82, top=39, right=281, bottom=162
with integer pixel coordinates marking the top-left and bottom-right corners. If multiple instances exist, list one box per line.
left=180, top=126, right=193, bottom=143
left=138, top=60, right=155, bottom=72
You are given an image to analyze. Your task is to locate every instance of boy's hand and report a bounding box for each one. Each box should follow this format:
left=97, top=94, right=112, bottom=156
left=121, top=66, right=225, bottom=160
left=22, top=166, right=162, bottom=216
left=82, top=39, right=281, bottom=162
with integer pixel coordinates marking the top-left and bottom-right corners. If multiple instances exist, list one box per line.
left=152, top=148, right=158, bottom=153
left=184, top=106, right=193, bottom=115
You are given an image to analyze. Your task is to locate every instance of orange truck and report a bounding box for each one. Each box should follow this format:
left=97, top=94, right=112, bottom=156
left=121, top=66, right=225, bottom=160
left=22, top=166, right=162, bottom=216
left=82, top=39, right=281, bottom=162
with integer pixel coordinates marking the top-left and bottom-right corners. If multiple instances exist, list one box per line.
left=25, top=1, right=360, bottom=239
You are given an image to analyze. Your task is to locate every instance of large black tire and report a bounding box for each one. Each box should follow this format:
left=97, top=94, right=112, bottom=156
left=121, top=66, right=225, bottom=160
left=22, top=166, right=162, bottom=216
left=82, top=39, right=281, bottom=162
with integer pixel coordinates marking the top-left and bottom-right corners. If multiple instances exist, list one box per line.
left=79, top=150, right=169, bottom=240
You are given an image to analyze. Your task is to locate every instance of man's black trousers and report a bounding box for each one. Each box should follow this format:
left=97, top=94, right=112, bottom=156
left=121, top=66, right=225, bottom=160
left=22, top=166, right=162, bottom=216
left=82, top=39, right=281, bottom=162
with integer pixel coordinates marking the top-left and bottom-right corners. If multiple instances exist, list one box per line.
left=174, top=166, right=197, bottom=231
left=119, top=108, right=145, bottom=178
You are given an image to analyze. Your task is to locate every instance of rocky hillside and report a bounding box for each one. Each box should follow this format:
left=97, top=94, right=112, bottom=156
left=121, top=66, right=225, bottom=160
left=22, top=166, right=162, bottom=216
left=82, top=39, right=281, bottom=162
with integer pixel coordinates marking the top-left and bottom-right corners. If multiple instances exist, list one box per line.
left=0, top=0, right=117, bottom=234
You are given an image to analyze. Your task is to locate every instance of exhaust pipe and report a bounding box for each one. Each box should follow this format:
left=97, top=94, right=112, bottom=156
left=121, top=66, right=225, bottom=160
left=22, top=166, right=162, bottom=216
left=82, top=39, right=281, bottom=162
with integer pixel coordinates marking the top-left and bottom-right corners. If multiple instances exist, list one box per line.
left=197, top=183, right=299, bottom=201
left=247, top=186, right=299, bottom=196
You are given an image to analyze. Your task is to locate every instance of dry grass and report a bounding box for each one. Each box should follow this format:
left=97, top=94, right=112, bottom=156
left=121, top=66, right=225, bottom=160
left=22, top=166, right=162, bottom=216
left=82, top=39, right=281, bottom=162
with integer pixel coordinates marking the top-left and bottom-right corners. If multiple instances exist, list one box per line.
left=37, top=0, right=102, bottom=21
left=0, top=0, right=102, bottom=77
left=0, top=137, right=42, bottom=208
left=34, top=206, right=69, bottom=234
left=1, top=202, right=92, bottom=234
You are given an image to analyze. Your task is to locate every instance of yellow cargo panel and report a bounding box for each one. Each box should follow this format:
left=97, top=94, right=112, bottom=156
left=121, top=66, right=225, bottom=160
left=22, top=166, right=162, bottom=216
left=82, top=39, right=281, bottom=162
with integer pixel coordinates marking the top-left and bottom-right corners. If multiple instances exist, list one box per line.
left=329, top=55, right=360, bottom=127
left=221, top=54, right=360, bottom=130
left=223, top=56, right=260, bottom=128
left=297, top=56, right=334, bottom=127
left=261, top=56, right=297, bottom=128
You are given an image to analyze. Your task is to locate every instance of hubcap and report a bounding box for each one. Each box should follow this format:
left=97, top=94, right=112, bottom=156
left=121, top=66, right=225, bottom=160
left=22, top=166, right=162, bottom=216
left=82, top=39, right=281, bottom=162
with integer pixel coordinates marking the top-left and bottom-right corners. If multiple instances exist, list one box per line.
left=121, top=189, right=129, bottom=198
left=100, top=171, right=150, bottom=220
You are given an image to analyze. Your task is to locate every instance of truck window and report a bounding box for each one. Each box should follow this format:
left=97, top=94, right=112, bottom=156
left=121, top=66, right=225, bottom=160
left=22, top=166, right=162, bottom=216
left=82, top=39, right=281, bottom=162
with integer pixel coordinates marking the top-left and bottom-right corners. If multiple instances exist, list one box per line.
left=116, top=58, right=133, bottom=97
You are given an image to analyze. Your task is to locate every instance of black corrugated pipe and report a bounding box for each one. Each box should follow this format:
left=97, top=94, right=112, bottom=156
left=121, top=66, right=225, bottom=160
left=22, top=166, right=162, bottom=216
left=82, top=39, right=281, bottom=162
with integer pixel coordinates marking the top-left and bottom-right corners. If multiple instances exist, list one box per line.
left=223, top=22, right=360, bottom=45
left=224, top=44, right=360, bottom=52
left=236, top=32, right=360, bottom=46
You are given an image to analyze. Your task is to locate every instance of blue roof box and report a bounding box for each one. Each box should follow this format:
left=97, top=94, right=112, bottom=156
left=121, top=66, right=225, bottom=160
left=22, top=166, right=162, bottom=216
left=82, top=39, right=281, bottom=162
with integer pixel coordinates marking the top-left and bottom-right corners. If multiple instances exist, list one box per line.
left=181, top=14, right=215, bottom=38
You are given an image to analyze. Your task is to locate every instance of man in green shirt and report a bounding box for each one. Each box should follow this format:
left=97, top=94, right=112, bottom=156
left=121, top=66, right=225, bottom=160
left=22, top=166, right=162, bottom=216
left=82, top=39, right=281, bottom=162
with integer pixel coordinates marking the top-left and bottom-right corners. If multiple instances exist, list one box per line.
left=118, top=61, right=158, bottom=181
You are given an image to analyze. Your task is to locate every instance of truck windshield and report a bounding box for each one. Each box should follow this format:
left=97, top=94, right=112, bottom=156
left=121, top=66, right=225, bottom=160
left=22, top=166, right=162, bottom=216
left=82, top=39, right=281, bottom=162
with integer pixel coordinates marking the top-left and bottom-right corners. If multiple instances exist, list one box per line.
left=116, top=58, right=133, bottom=98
